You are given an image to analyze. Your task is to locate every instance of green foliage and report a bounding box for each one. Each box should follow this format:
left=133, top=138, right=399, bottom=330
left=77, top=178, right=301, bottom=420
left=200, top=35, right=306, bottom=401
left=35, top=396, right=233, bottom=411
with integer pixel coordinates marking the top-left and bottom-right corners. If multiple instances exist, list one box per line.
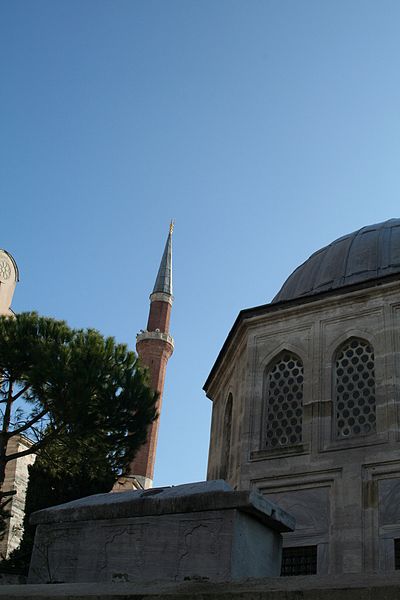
left=0, top=312, right=158, bottom=555
left=0, top=312, right=157, bottom=475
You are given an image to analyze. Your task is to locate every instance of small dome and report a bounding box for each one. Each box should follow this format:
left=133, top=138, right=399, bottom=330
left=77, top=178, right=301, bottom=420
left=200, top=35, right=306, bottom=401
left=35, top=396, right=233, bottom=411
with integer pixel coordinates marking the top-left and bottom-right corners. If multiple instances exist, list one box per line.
left=273, top=219, right=400, bottom=303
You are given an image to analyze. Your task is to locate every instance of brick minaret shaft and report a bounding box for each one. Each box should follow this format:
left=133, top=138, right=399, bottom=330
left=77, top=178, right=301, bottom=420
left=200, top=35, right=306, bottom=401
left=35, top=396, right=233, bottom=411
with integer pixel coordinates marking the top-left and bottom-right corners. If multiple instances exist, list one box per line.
left=128, top=224, right=174, bottom=489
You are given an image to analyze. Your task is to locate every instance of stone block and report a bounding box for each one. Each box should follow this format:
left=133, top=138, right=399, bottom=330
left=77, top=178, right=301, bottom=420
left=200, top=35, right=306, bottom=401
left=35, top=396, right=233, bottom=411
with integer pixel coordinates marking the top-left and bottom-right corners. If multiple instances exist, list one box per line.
left=28, top=480, right=294, bottom=584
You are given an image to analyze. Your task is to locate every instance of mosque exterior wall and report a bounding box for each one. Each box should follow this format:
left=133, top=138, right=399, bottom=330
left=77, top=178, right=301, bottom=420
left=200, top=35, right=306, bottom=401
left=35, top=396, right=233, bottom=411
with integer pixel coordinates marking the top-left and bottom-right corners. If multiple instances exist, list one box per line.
left=206, top=279, right=400, bottom=575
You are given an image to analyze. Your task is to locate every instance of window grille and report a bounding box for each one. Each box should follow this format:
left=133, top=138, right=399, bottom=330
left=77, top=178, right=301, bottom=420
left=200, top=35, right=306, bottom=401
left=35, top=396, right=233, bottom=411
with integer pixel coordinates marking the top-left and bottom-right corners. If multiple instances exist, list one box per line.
left=264, top=353, right=303, bottom=448
left=395, top=539, right=400, bottom=570
left=281, top=545, right=317, bottom=576
left=335, top=338, right=376, bottom=439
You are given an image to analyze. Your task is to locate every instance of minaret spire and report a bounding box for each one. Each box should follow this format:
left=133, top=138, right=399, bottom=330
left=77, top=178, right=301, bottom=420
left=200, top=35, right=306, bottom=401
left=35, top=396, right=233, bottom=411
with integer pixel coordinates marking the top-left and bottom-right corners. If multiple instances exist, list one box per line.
left=152, top=222, right=173, bottom=297
left=125, top=224, right=175, bottom=489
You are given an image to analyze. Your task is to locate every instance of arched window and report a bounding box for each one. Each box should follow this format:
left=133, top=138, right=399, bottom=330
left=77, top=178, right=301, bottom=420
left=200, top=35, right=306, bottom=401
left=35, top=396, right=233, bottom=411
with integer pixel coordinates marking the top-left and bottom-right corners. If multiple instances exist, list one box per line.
left=334, top=338, right=376, bottom=439
left=263, top=352, right=304, bottom=449
left=220, top=393, right=233, bottom=480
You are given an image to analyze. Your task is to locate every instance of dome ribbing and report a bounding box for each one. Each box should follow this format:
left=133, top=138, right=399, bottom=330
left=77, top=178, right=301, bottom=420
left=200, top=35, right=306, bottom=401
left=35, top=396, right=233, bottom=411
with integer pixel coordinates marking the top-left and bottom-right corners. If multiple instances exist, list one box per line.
left=273, top=219, right=400, bottom=303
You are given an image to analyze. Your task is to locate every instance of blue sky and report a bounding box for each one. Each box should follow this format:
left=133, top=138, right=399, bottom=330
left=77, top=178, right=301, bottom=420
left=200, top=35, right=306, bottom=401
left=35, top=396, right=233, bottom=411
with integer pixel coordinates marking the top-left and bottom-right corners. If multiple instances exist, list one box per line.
left=1, top=0, right=400, bottom=486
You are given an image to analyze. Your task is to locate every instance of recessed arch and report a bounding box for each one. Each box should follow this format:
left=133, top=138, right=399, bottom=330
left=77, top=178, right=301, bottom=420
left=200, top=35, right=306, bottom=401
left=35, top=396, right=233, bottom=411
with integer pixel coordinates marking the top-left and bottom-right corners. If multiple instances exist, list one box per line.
left=220, top=393, right=233, bottom=480
left=260, top=341, right=306, bottom=373
left=262, top=350, right=304, bottom=449
left=333, top=337, right=376, bottom=439
left=327, top=329, right=376, bottom=365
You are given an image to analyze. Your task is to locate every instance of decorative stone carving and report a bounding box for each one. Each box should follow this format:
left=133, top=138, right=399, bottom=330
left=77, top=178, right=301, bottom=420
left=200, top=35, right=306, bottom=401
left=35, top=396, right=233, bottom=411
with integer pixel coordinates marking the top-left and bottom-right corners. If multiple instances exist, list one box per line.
left=0, top=258, right=11, bottom=282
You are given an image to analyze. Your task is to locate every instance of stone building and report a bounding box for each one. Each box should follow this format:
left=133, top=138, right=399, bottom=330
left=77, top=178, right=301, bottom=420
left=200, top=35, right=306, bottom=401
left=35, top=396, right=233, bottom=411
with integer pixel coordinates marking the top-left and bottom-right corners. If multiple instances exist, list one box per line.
left=205, top=218, right=400, bottom=576
left=0, top=250, right=18, bottom=317
left=0, top=436, right=34, bottom=560
left=0, top=249, right=35, bottom=559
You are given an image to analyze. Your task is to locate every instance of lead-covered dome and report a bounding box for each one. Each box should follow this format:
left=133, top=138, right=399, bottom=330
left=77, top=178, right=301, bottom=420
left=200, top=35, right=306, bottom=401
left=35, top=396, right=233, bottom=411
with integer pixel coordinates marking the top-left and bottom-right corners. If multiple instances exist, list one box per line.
left=273, top=218, right=400, bottom=303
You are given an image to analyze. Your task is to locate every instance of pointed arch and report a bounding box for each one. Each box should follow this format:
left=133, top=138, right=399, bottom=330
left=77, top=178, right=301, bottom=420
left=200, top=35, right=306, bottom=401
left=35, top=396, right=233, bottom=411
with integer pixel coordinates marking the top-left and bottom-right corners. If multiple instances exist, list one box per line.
left=219, top=393, right=233, bottom=481
left=263, top=350, right=304, bottom=449
left=333, top=337, right=376, bottom=439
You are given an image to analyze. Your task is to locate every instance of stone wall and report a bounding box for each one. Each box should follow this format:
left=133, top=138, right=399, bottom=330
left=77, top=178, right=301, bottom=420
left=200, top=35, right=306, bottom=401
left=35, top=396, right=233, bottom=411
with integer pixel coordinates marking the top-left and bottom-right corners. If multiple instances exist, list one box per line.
left=206, top=278, right=400, bottom=575
left=0, top=436, right=36, bottom=559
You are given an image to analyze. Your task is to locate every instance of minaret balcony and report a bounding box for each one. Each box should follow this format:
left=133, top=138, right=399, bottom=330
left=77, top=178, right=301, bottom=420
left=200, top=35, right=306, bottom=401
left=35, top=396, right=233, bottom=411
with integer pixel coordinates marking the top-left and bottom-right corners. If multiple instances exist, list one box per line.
left=136, top=330, right=174, bottom=349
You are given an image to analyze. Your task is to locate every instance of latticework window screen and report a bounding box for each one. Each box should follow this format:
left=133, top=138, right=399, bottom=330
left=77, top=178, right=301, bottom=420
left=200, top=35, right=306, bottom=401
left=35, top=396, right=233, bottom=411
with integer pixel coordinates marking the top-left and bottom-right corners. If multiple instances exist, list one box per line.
left=264, top=353, right=303, bottom=448
left=335, top=338, right=376, bottom=439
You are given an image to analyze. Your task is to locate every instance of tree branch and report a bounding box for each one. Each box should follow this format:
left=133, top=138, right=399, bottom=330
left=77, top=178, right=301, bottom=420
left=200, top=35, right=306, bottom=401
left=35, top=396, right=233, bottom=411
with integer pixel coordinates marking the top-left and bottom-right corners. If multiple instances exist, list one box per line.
left=5, top=425, right=65, bottom=462
left=11, top=383, right=31, bottom=403
left=1, top=381, right=13, bottom=435
left=9, top=408, right=49, bottom=437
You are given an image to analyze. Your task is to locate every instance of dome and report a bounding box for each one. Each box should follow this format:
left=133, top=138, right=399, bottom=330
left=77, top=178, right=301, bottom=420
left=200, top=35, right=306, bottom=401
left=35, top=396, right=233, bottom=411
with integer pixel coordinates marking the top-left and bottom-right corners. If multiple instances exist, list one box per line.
left=273, top=218, right=400, bottom=303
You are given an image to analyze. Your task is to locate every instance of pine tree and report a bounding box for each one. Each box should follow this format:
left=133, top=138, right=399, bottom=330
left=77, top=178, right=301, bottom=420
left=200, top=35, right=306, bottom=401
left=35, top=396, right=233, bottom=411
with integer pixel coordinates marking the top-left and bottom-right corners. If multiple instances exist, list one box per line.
left=0, top=312, right=157, bottom=544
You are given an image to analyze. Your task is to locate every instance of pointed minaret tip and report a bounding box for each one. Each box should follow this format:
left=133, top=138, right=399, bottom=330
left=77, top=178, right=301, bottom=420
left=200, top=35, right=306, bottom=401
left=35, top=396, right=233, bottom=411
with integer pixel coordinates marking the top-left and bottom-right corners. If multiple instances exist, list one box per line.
left=151, top=223, right=173, bottom=298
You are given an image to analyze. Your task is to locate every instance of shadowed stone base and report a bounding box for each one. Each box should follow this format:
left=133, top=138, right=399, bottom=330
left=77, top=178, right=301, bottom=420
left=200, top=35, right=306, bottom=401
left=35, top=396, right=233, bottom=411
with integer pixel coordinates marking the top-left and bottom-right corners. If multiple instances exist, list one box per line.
left=28, top=481, right=294, bottom=585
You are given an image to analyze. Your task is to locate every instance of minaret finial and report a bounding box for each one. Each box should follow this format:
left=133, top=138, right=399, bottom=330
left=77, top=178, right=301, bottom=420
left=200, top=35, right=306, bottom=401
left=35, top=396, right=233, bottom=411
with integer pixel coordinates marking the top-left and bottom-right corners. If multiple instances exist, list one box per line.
left=169, top=219, right=175, bottom=235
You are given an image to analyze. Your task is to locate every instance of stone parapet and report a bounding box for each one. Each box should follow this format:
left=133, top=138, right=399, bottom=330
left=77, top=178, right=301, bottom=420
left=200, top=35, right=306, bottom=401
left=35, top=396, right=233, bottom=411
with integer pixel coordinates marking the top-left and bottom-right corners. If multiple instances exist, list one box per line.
left=136, top=330, right=174, bottom=349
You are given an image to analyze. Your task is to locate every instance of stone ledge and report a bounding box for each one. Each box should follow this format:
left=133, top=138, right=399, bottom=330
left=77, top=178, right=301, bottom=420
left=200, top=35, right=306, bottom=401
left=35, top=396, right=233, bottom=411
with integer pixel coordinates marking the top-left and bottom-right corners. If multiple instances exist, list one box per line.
left=2, top=573, right=400, bottom=598
left=30, top=481, right=294, bottom=532
left=136, top=330, right=174, bottom=347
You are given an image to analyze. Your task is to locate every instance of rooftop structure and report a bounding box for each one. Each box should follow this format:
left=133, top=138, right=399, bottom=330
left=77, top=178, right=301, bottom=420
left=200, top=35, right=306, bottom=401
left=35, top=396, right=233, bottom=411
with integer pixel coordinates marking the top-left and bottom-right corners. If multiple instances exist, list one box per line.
left=273, top=218, right=400, bottom=303
left=206, top=218, right=400, bottom=577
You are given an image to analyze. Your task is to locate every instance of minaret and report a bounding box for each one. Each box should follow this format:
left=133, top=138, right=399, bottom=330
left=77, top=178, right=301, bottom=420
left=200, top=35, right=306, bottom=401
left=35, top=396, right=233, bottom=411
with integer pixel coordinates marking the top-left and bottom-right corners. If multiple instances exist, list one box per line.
left=128, top=223, right=175, bottom=489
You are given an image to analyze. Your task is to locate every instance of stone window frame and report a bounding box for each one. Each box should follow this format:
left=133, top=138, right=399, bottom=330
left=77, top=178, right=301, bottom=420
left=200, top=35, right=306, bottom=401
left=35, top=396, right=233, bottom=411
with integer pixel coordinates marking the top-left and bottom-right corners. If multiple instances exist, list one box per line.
left=281, top=544, right=318, bottom=576
left=319, top=329, right=387, bottom=453
left=256, top=474, right=335, bottom=576
left=249, top=335, right=311, bottom=461
left=362, top=462, right=400, bottom=571
left=250, top=343, right=311, bottom=460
